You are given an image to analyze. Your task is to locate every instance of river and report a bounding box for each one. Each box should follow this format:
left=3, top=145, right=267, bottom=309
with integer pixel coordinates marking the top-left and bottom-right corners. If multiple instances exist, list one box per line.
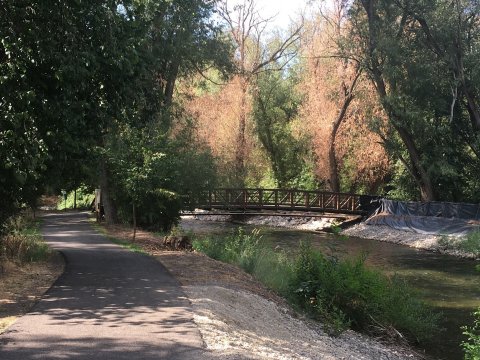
left=179, top=218, right=480, bottom=360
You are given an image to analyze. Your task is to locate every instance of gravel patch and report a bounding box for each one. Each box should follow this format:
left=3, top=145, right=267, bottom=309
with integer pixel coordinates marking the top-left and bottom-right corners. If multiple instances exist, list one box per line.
left=185, top=285, right=420, bottom=360
left=242, top=216, right=336, bottom=232
left=184, top=212, right=341, bottom=232
left=342, top=223, right=478, bottom=259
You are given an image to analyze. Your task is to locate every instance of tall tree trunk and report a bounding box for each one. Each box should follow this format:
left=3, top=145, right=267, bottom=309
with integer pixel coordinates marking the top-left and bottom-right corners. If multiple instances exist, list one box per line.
left=132, top=202, right=136, bottom=242
left=73, top=188, right=77, bottom=210
left=100, top=160, right=118, bottom=224
left=164, top=61, right=180, bottom=107
left=328, top=69, right=361, bottom=193
left=328, top=96, right=353, bottom=193
left=361, top=0, right=435, bottom=201
left=394, top=124, right=435, bottom=201
left=235, top=78, right=248, bottom=183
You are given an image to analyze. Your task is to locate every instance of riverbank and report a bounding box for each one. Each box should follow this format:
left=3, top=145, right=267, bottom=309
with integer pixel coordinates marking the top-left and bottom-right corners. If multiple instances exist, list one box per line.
left=342, top=223, right=479, bottom=259
left=184, top=212, right=344, bottom=232
left=97, top=221, right=424, bottom=360
left=186, top=212, right=479, bottom=259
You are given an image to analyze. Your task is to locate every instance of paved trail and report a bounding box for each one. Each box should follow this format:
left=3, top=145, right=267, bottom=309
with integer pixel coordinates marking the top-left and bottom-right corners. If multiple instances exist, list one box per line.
left=0, top=212, right=205, bottom=359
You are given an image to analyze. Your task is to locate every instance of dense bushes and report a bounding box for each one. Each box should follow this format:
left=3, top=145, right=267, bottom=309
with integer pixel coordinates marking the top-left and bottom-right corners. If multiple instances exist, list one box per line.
left=193, top=229, right=440, bottom=343
left=289, top=243, right=440, bottom=341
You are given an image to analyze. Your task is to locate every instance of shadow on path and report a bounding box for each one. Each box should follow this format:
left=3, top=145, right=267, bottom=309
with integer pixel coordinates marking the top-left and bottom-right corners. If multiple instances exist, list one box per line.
left=0, top=212, right=205, bottom=359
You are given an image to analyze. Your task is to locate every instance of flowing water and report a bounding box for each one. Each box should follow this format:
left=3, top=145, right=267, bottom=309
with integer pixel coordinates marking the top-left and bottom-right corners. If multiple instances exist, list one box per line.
left=180, top=218, right=480, bottom=360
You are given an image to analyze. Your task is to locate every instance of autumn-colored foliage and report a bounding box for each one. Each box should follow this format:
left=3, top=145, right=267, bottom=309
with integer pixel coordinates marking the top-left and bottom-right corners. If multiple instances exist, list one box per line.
left=298, top=9, right=389, bottom=193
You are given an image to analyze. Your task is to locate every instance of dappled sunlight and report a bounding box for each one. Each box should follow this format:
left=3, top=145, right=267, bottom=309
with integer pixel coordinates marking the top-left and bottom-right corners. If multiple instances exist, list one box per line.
left=0, top=334, right=204, bottom=360
left=0, top=211, right=204, bottom=359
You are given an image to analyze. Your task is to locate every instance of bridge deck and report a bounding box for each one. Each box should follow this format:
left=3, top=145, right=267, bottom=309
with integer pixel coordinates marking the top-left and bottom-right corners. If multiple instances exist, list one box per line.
left=194, top=188, right=372, bottom=215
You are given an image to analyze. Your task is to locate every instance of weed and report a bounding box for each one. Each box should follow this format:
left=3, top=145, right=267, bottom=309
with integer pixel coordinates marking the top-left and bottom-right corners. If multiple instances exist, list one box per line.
left=0, top=214, right=52, bottom=263
left=462, top=307, right=480, bottom=360
left=108, top=237, right=145, bottom=254
left=193, top=232, right=440, bottom=343
left=439, top=231, right=480, bottom=257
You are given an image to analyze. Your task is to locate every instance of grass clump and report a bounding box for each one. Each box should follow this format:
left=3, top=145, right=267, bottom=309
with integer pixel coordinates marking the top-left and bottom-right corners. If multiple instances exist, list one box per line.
left=193, top=229, right=440, bottom=344
left=0, top=214, right=52, bottom=263
left=90, top=220, right=146, bottom=254
left=108, top=237, right=146, bottom=254
left=462, top=307, right=480, bottom=360
left=289, top=243, right=440, bottom=341
left=439, top=231, right=480, bottom=257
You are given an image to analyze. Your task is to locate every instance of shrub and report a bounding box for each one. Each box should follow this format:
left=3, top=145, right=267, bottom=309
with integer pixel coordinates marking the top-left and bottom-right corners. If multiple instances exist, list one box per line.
left=289, top=243, right=440, bottom=341
left=193, top=231, right=440, bottom=343
left=0, top=214, right=52, bottom=263
left=439, top=231, right=480, bottom=257
left=193, top=228, right=262, bottom=272
left=462, top=308, right=480, bottom=360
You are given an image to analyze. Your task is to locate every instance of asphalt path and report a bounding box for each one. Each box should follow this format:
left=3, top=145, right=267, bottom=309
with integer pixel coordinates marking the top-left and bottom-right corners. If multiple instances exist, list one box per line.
left=0, top=212, right=205, bottom=359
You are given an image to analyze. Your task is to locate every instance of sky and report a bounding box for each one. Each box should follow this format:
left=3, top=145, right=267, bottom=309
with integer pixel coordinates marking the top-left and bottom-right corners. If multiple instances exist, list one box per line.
left=255, top=0, right=309, bottom=29
left=227, top=0, right=311, bottom=30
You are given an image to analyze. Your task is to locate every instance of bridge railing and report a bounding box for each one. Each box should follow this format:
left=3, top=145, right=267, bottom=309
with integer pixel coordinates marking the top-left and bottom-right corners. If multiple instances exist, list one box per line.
left=196, top=188, right=366, bottom=214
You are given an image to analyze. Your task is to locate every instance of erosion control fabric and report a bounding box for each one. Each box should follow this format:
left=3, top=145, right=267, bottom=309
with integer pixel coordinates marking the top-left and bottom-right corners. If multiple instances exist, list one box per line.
left=366, top=199, right=480, bottom=236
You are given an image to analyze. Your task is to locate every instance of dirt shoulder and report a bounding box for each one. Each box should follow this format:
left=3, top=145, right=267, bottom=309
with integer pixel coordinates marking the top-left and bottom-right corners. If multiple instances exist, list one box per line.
left=96, top=222, right=285, bottom=305
left=96, top=220, right=422, bottom=360
left=0, top=252, right=64, bottom=333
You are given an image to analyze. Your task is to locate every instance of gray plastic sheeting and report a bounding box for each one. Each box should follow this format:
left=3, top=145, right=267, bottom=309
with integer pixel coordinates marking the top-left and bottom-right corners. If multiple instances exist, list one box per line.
left=366, top=199, right=480, bottom=236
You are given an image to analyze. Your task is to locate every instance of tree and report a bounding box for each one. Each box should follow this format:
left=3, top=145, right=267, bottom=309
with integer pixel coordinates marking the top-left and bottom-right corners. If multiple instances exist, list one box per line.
left=298, top=4, right=389, bottom=194
left=218, top=0, right=302, bottom=183
left=345, top=0, right=480, bottom=201
left=0, top=0, right=233, bottom=229
left=96, top=0, right=233, bottom=224
left=252, top=67, right=306, bottom=187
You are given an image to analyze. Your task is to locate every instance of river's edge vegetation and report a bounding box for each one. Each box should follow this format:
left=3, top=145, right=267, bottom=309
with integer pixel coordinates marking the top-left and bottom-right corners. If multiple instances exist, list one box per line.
left=462, top=307, right=480, bottom=360
left=439, top=231, right=480, bottom=259
left=192, top=228, right=441, bottom=345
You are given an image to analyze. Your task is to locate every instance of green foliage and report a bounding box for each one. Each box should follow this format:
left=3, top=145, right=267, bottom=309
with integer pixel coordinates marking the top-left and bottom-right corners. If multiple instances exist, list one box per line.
left=347, top=0, right=480, bottom=201
left=462, top=308, right=480, bottom=360
left=0, top=214, right=52, bottom=263
left=289, top=243, right=439, bottom=341
left=193, top=228, right=262, bottom=273
left=252, top=68, right=310, bottom=188
left=105, top=118, right=216, bottom=230
left=193, top=232, right=440, bottom=343
left=57, top=186, right=95, bottom=210
left=0, top=0, right=232, bottom=229
left=438, top=231, right=480, bottom=257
